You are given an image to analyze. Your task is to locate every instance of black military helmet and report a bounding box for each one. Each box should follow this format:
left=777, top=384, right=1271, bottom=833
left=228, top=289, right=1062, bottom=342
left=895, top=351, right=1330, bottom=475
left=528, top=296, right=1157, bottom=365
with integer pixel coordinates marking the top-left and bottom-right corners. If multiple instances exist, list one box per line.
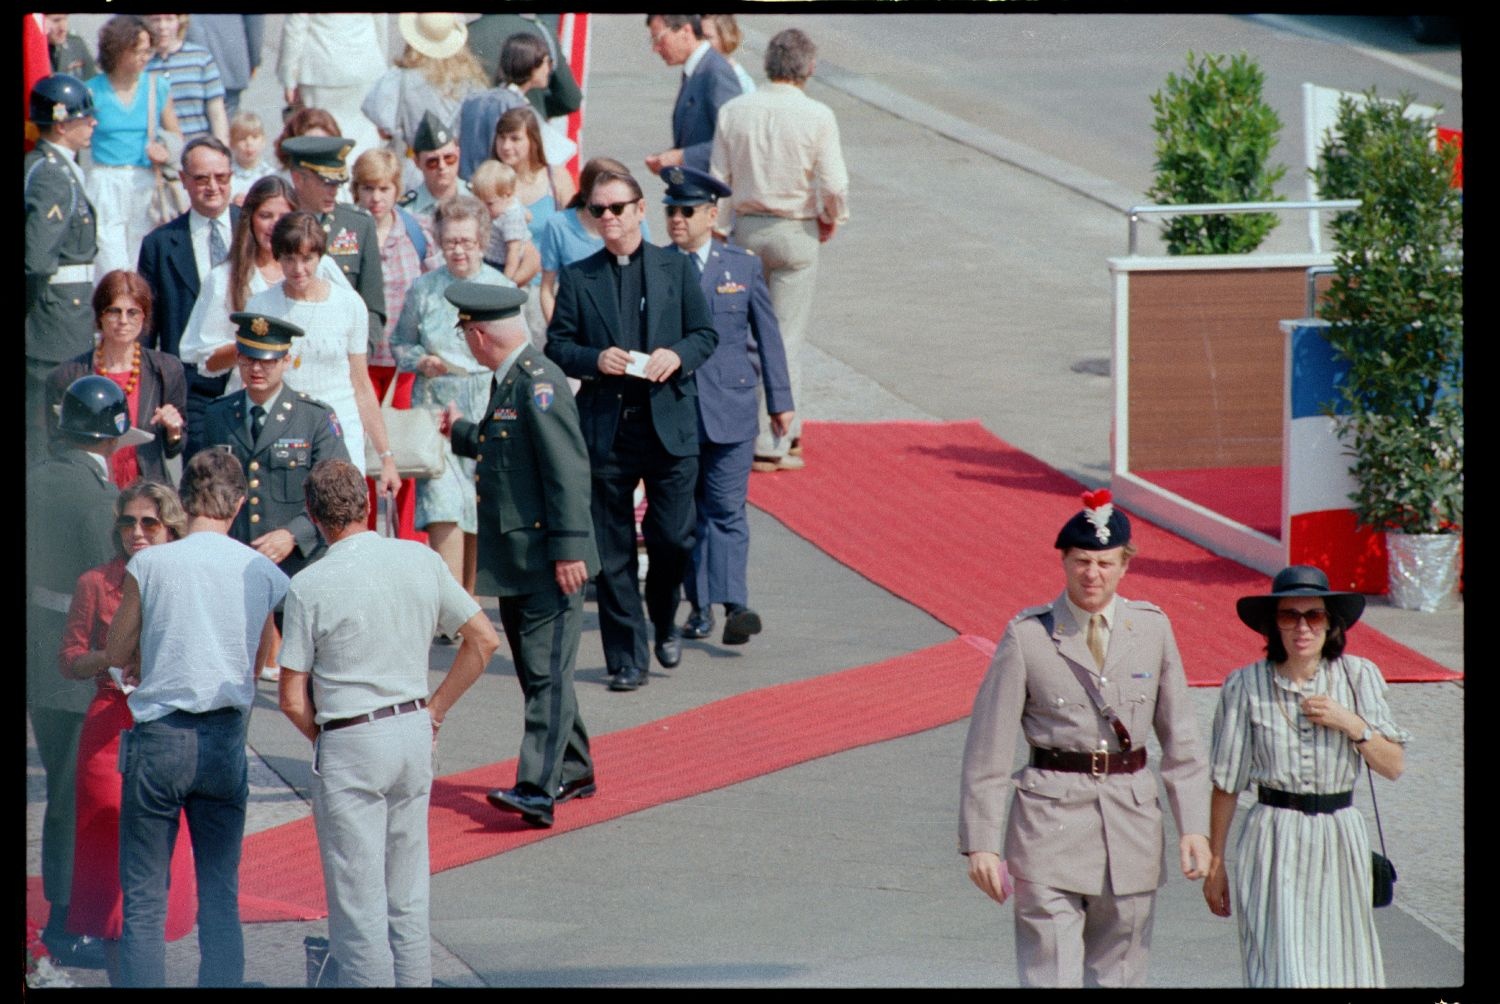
left=30, top=74, right=95, bottom=126
left=57, top=375, right=131, bottom=440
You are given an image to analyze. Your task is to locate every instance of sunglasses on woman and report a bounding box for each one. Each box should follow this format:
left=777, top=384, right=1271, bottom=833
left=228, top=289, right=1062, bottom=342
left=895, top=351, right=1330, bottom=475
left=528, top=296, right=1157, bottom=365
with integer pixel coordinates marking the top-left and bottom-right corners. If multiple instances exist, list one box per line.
left=116, top=515, right=164, bottom=532
left=1275, top=609, right=1329, bottom=629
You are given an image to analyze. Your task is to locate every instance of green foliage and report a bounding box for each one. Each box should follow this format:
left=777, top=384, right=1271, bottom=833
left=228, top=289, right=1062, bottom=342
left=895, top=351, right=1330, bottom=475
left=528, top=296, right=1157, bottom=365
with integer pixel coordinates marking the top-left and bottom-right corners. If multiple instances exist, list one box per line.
left=1313, top=90, right=1463, bottom=534
left=1147, top=52, right=1287, bottom=254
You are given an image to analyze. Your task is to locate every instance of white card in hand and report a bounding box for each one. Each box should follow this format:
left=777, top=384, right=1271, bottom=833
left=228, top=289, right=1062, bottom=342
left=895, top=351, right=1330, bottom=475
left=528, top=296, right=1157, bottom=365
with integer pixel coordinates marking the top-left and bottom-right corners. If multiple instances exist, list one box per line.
left=108, top=666, right=137, bottom=695
left=625, top=350, right=652, bottom=379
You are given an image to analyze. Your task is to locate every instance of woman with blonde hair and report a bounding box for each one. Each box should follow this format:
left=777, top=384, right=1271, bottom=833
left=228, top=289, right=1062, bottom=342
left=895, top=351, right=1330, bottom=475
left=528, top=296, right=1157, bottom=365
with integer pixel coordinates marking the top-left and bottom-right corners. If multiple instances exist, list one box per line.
left=363, top=12, right=487, bottom=188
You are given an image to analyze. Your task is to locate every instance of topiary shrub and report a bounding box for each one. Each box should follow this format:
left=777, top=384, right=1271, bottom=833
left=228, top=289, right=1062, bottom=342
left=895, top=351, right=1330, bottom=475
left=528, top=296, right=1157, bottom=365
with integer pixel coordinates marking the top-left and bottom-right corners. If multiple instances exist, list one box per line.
left=1147, top=51, right=1287, bottom=254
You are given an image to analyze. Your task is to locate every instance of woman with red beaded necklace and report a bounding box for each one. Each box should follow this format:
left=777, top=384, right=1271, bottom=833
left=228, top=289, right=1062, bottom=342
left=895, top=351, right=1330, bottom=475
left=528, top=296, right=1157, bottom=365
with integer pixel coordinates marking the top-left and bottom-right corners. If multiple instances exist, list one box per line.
left=46, top=270, right=187, bottom=487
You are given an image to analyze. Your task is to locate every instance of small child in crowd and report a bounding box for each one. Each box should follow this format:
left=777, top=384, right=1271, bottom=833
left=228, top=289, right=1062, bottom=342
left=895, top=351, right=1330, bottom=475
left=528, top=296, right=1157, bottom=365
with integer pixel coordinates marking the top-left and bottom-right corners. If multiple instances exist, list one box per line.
left=469, top=159, right=532, bottom=285
left=229, top=112, right=273, bottom=205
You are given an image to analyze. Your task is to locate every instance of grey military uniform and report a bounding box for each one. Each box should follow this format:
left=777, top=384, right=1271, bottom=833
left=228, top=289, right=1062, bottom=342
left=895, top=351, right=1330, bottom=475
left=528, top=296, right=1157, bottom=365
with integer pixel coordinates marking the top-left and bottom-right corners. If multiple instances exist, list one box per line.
left=194, top=388, right=351, bottom=578
left=25, top=140, right=98, bottom=462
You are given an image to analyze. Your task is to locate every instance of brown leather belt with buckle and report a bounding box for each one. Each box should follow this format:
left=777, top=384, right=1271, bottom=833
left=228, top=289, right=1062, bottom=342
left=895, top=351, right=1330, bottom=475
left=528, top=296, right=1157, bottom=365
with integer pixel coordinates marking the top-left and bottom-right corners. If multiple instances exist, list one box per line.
left=321, top=698, right=427, bottom=733
left=1257, top=785, right=1353, bottom=815
left=1030, top=746, right=1147, bottom=776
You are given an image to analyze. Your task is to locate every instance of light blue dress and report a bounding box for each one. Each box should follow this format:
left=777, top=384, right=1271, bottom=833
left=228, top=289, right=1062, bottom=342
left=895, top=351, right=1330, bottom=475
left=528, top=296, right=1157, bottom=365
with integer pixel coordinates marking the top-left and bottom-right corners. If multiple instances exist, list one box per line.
left=1210, top=656, right=1410, bottom=988
left=389, top=263, right=514, bottom=533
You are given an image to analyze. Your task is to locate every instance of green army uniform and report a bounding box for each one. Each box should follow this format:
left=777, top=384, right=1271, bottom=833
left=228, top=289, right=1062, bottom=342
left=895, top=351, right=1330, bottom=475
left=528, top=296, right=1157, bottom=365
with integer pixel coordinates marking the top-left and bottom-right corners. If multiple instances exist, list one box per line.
left=26, top=447, right=118, bottom=917
left=196, top=388, right=351, bottom=579
left=25, top=139, right=98, bottom=464
left=318, top=202, right=386, bottom=345
left=451, top=343, right=599, bottom=796
left=281, top=135, right=388, bottom=345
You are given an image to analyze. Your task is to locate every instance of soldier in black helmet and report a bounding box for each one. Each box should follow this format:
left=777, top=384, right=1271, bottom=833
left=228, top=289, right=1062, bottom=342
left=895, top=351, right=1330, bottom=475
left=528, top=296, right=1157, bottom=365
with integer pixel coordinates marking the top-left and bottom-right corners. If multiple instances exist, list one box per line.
left=26, top=375, right=152, bottom=969
left=25, top=74, right=100, bottom=466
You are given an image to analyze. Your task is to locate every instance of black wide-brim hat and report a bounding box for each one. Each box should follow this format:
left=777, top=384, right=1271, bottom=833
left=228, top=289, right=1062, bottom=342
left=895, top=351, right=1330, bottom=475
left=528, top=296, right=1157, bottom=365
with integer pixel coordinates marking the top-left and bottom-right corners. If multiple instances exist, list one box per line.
left=1235, top=565, right=1366, bottom=633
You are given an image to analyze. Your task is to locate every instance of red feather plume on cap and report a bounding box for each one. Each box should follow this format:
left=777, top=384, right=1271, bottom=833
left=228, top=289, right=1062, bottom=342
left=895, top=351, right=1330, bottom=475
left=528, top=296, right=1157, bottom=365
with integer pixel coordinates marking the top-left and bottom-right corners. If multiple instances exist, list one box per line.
left=1081, top=488, right=1112, bottom=510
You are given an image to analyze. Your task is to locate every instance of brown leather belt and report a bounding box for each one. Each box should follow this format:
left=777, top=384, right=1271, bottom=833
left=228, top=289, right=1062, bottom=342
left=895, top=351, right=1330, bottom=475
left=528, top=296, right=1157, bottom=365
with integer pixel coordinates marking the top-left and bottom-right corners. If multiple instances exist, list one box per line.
left=1030, top=746, right=1147, bottom=776
left=321, top=698, right=427, bottom=733
left=1257, top=785, right=1353, bottom=815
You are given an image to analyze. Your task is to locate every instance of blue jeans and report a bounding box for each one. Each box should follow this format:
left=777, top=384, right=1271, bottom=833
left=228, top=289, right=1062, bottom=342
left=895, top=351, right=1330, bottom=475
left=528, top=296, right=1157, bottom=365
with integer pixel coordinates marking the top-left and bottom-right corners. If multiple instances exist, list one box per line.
left=119, top=707, right=249, bottom=987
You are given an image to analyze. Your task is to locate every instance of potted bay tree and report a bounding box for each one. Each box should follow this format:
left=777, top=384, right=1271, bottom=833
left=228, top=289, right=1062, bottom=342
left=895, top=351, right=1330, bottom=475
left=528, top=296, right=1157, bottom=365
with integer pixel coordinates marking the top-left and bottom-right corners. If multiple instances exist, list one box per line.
left=1313, top=89, right=1463, bottom=610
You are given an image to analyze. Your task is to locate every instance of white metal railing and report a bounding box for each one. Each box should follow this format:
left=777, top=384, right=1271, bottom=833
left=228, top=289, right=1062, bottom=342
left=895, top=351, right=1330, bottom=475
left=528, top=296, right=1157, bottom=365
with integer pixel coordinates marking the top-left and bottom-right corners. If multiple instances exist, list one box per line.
left=1126, top=199, right=1361, bottom=255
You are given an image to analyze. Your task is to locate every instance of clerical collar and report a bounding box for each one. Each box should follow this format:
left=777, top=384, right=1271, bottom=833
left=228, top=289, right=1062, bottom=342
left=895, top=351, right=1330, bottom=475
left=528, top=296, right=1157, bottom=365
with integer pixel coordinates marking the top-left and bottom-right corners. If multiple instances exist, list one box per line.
left=612, top=243, right=644, bottom=267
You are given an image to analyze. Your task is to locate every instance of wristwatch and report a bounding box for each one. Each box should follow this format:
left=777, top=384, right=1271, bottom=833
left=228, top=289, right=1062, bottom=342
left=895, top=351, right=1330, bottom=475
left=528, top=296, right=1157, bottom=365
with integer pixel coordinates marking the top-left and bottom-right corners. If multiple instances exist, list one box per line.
left=1354, top=724, right=1373, bottom=745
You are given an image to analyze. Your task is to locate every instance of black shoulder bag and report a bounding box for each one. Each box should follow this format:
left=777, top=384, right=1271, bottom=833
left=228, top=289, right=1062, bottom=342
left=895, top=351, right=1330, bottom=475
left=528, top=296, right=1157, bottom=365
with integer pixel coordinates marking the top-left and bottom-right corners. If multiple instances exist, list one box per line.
left=1344, top=658, right=1397, bottom=908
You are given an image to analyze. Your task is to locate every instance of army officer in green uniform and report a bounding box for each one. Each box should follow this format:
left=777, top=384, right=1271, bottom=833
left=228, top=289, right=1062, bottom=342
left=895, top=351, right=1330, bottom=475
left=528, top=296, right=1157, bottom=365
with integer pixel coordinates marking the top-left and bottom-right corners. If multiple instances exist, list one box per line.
left=439, top=282, right=598, bottom=829
left=281, top=134, right=386, bottom=344
left=25, top=74, right=99, bottom=465
left=190, top=312, right=350, bottom=579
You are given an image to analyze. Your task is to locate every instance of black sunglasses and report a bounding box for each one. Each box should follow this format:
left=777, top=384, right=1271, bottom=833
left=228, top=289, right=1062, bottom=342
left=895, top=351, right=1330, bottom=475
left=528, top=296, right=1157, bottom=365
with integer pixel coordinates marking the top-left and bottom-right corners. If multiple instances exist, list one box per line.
left=664, top=204, right=706, bottom=218
left=587, top=201, right=635, bottom=219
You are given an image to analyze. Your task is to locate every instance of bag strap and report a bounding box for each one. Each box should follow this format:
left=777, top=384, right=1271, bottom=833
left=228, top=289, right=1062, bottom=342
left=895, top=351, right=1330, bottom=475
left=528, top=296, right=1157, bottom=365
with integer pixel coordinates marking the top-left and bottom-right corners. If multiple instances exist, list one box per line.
left=146, top=71, right=159, bottom=177
left=1343, top=657, right=1389, bottom=858
left=1038, top=609, right=1133, bottom=752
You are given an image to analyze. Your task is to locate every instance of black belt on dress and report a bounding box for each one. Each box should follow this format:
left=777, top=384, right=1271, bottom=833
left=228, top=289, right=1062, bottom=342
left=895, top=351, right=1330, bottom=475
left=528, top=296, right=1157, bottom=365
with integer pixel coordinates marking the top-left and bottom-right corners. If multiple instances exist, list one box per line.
left=1257, top=785, right=1353, bottom=815
left=321, top=698, right=427, bottom=733
left=1029, top=746, right=1147, bottom=776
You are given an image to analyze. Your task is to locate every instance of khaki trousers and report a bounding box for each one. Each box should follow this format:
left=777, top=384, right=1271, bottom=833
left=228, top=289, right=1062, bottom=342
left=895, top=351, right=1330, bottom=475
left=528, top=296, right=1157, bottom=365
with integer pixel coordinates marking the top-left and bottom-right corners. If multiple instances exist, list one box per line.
left=1013, top=878, right=1157, bottom=988
left=731, top=214, right=819, bottom=458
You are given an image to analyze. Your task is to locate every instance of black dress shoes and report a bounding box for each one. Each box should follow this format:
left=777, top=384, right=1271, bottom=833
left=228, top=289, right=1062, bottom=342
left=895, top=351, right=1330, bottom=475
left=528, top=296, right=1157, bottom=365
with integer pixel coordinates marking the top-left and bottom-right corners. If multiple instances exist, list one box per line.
left=654, top=629, right=682, bottom=668
left=486, top=785, right=554, bottom=828
left=42, top=932, right=108, bottom=969
left=609, top=664, right=648, bottom=691
left=681, top=606, right=715, bottom=640
left=722, top=605, right=763, bottom=645
left=555, top=773, right=598, bottom=803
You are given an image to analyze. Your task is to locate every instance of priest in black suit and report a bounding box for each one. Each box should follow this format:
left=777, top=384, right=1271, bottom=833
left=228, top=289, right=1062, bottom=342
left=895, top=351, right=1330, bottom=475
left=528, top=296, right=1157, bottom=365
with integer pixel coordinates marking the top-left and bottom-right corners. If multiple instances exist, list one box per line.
left=544, top=167, right=717, bottom=692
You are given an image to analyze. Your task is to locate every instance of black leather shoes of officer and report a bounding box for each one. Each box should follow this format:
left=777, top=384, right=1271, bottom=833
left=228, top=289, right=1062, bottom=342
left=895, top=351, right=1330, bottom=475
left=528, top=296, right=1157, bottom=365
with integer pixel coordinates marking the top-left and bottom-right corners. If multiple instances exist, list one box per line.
left=681, top=606, right=715, bottom=639
left=486, top=783, right=555, bottom=828
left=721, top=604, right=762, bottom=645
left=555, top=773, right=598, bottom=803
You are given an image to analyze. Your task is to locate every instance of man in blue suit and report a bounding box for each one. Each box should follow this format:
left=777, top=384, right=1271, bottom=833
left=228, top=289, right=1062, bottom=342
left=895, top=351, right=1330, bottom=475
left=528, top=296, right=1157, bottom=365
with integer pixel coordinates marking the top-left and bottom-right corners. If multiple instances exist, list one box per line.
left=137, top=136, right=239, bottom=455
left=660, top=167, right=794, bottom=646
left=644, top=15, right=743, bottom=175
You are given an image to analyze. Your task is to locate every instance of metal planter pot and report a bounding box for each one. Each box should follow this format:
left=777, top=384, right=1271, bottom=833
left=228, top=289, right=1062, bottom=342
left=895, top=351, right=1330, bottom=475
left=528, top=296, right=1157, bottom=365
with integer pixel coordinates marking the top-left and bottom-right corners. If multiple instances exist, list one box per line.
left=1386, top=532, right=1461, bottom=612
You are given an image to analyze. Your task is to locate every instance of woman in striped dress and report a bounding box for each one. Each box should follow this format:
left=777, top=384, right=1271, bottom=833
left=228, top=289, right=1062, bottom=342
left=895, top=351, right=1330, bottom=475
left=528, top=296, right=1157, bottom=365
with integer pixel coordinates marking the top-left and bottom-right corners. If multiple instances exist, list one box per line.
left=1204, top=565, right=1409, bottom=987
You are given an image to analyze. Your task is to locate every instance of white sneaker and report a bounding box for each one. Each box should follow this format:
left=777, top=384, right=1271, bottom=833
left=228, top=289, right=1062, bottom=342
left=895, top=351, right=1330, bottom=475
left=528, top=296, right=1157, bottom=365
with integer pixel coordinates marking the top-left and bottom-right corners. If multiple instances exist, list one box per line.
left=258, top=665, right=281, bottom=682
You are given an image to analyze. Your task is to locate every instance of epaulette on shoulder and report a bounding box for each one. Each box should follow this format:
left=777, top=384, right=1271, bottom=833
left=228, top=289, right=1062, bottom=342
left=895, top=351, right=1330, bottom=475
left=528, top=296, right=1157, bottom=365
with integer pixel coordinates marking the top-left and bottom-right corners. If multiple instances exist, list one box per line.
left=346, top=203, right=373, bottom=218
left=1010, top=603, right=1054, bottom=627
left=1121, top=599, right=1166, bottom=616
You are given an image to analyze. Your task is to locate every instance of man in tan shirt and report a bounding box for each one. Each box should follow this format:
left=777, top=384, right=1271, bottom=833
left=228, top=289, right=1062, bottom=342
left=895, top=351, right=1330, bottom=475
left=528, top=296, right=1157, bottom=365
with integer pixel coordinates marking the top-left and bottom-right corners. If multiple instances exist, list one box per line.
left=710, top=28, right=848, bottom=472
left=959, top=490, right=1212, bottom=987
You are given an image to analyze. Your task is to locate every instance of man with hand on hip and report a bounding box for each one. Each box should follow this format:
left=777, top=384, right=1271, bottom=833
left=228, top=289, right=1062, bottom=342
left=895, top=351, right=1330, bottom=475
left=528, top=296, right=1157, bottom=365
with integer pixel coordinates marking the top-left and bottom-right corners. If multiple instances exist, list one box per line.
left=277, top=458, right=498, bottom=986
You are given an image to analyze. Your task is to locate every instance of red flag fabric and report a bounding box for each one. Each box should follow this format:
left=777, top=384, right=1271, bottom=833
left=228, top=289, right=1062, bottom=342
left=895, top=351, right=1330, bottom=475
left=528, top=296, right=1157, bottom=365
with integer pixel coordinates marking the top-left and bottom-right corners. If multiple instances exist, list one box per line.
left=23, top=13, right=52, bottom=151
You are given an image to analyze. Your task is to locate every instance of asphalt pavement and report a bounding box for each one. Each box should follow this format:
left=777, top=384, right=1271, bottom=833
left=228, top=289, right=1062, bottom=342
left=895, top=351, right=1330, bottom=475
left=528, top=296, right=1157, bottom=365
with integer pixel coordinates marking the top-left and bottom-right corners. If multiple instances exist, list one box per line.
left=30, top=13, right=1464, bottom=990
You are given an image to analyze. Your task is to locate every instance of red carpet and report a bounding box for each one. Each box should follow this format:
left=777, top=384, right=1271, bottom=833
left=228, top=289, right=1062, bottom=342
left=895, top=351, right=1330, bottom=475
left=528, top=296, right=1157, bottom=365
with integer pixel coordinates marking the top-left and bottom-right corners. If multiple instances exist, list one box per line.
left=229, top=636, right=995, bottom=921
left=1134, top=466, right=1281, bottom=539
left=32, top=421, right=1455, bottom=928
left=747, top=421, right=1457, bottom=686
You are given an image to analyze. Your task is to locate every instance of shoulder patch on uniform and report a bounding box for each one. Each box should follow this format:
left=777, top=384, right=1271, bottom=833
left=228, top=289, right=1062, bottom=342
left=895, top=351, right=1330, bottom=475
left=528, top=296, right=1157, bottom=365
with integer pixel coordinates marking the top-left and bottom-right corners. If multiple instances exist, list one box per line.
left=327, top=410, right=343, bottom=439
left=532, top=382, right=555, bottom=411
